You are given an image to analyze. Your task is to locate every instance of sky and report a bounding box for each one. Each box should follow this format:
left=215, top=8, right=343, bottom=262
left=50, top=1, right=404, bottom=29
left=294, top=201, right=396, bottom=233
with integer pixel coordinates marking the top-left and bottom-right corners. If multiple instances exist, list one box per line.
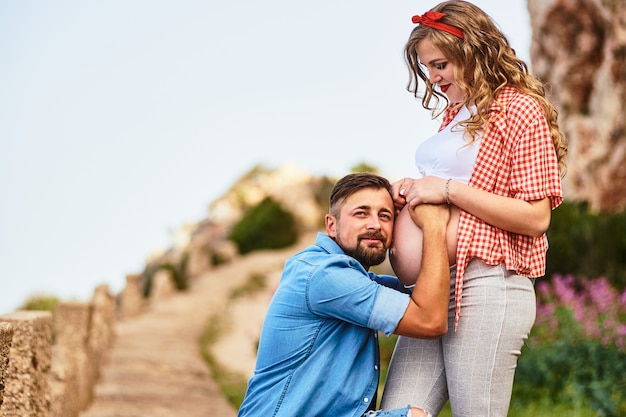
left=0, top=0, right=531, bottom=313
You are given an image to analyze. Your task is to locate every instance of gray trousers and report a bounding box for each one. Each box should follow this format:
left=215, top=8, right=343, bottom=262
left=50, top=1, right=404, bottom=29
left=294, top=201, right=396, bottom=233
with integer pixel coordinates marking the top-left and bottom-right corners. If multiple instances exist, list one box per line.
left=381, top=259, right=536, bottom=417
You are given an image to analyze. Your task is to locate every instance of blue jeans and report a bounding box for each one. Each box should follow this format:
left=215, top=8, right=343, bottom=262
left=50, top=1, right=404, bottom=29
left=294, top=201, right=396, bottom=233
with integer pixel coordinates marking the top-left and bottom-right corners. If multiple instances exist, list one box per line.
left=381, top=259, right=536, bottom=417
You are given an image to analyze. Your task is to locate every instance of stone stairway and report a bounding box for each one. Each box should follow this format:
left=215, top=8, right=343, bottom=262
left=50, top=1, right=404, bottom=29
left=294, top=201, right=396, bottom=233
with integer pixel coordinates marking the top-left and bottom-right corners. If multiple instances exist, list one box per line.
left=78, top=238, right=312, bottom=417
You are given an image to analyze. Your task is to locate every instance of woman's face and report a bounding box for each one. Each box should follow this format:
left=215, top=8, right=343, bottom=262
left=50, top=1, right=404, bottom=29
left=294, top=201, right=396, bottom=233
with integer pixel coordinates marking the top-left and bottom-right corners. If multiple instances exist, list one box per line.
left=417, top=37, right=465, bottom=103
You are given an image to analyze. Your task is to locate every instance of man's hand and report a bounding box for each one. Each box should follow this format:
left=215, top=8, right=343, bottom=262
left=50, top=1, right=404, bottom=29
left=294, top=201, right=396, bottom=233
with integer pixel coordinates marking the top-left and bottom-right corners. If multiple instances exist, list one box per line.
left=394, top=202, right=451, bottom=339
left=408, top=202, right=450, bottom=231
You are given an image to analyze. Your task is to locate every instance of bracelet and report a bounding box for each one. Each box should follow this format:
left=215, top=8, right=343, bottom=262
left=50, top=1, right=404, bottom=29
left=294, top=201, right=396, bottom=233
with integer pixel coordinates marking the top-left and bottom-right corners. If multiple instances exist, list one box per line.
left=445, top=178, right=452, bottom=205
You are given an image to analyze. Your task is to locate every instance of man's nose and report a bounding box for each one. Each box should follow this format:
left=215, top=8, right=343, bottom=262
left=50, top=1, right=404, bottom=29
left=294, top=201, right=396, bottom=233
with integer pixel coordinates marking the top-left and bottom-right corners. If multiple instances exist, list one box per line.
left=367, top=216, right=382, bottom=230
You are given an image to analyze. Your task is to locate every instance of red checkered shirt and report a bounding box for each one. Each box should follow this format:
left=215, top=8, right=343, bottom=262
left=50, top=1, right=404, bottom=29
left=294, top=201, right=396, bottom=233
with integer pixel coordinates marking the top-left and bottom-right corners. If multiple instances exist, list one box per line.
left=439, top=87, right=564, bottom=330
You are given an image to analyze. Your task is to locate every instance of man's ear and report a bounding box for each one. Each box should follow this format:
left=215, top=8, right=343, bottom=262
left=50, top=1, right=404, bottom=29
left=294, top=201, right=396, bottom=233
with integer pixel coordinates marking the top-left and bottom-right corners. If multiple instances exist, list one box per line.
left=325, top=214, right=337, bottom=238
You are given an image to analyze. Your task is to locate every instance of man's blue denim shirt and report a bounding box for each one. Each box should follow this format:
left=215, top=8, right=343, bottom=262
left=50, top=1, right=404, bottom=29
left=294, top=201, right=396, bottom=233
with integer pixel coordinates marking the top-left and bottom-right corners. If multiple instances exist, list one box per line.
left=238, top=233, right=411, bottom=417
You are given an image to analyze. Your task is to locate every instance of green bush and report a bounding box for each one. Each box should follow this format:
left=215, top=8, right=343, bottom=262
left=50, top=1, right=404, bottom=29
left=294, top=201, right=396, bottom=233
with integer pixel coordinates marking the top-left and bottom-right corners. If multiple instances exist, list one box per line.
left=210, top=249, right=230, bottom=267
left=514, top=338, right=625, bottom=416
left=229, top=197, right=299, bottom=255
left=351, top=162, right=380, bottom=174
left=19, top=294, right=60, bottom=312
left=547, top=201, right=626, bottom=290
left=158, top=256, right=190, bottom=291
left=141, top=254, right=189, bottom=298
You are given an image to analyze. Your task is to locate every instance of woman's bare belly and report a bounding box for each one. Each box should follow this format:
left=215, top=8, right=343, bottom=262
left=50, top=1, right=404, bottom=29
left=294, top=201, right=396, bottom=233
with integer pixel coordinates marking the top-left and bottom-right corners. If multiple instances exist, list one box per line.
left=389, top=204, right=460, bottom=286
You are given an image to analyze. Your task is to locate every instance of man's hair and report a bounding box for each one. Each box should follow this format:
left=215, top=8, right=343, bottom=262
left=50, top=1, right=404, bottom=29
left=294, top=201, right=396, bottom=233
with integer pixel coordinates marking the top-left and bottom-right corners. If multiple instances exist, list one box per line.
left=329, top=173, right=392, bottom=216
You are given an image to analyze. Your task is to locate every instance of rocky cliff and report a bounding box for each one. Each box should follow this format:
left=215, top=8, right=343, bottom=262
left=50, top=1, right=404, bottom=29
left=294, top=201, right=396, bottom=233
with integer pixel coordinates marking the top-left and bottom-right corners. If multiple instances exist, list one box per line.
left=142, top=164, right=334, bottom=286
left=528, top=0, right=626, bottom=211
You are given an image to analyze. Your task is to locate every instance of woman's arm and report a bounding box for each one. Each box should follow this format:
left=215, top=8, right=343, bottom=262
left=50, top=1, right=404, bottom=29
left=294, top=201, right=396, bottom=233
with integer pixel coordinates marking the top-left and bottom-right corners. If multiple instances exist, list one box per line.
left=403, top=176, right=551, bottom=237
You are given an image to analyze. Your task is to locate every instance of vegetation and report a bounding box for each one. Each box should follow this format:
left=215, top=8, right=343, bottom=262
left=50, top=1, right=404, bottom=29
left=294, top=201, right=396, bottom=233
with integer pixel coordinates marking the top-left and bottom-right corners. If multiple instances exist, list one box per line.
left=512, top=275, right=626, bottom=416
left=547, top=201, right=626, bottom=290
left=200, top=272, right=269, bottom=409
left=140, top=253, right=190, bottom=298
left=210, top=248, right=231, bottom=267
left=377, top=332, right=397, bottom=403
left=200, top=312, right=249, bottom=408
left=351, top=162, right=380, bottom=174
left=230, top=273, right=267, bottom=300
left=18, top=294, right=60, bottom=312
left=229, top=197, right=299, bottom=255
left=157, top=256, right=190, bottom=291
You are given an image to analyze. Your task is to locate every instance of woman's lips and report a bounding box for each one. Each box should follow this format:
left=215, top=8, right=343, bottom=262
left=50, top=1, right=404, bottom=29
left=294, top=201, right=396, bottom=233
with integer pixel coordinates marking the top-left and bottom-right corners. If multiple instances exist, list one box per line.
left=440, top=84, right=450, bottom=93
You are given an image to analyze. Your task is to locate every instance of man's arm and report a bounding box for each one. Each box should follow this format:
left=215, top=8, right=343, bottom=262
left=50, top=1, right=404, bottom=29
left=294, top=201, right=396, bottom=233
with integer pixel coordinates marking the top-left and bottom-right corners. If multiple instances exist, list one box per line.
left=394, top=203, right=450, bottom=338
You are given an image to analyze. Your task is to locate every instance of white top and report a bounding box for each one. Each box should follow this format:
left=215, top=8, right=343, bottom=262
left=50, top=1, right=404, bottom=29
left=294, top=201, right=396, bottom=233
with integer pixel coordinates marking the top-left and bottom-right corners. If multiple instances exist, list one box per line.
left=414, top=105, right=481, bottom=184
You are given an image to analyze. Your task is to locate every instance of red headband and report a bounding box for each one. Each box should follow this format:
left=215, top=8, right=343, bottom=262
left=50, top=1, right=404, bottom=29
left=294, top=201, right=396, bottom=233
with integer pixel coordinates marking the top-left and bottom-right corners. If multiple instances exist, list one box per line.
left=412, top=11, right=465, bottom=39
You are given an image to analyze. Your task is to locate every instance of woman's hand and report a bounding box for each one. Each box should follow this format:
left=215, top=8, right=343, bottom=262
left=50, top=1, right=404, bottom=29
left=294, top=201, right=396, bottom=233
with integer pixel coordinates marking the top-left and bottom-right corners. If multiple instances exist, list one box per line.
left=403, top=176, right=448, bottom=208
left=391, top=178, right=412, bottom=211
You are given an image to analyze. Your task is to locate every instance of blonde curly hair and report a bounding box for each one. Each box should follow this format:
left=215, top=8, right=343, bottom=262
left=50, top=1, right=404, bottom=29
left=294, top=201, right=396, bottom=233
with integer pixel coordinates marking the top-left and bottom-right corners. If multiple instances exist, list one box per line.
left=405, top=0, right=567, bottom=176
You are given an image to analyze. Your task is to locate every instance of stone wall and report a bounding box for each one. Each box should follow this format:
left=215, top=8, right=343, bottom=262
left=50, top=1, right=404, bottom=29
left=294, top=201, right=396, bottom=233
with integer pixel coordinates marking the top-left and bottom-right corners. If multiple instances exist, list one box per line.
left=0, top=278, right=149, bottom=417
left=0, top=323, right=13, bottom=410
left=0, top=311, right=52, bottom=417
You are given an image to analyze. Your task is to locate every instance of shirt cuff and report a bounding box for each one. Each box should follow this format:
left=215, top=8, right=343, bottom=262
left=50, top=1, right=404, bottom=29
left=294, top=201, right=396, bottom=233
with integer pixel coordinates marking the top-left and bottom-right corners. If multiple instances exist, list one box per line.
left=368, top=287, right=410, bottom=336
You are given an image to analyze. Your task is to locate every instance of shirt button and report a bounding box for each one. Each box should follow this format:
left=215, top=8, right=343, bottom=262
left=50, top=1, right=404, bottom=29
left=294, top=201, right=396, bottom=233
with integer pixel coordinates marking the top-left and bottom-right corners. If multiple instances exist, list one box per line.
left=374, top=365, right=379, bottom=370
left=364, top=398, right=370, bottom=403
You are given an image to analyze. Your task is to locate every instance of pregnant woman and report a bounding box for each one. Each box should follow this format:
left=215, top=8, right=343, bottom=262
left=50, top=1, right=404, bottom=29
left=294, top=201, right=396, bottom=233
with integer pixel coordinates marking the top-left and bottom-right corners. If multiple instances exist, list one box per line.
left=381, top=2, right=567, bottom=417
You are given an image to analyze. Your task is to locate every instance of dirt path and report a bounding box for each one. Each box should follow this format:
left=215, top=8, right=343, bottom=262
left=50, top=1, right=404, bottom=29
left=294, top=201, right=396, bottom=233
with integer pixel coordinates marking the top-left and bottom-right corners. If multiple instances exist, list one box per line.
left=80, top=234, right=315, bottom=417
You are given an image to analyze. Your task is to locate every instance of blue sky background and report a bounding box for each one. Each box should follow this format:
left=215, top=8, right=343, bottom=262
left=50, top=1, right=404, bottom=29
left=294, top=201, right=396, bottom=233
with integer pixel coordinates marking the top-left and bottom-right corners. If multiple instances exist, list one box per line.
left=0, top=0, right=531, bottom=313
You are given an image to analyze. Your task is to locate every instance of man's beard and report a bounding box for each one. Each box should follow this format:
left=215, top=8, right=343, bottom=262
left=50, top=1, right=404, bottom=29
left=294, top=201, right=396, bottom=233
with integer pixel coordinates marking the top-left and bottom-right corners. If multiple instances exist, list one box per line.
left=341, top=235, right=388, bottom=269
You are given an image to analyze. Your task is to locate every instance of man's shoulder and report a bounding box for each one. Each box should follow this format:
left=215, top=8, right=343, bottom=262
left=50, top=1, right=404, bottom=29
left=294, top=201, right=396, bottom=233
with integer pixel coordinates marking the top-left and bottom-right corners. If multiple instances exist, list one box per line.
left=288, top=233, right=350, bottom=265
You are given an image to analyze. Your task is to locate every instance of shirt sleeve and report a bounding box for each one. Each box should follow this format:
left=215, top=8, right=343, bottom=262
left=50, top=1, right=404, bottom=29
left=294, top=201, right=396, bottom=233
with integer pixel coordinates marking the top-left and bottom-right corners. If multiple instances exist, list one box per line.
left=307, top=257, right=410, bottom=336
left=508, top=98, right=563, bottom=209
left=371, top=273, right=412, bottom=294
left=368, top=286, right=411, bottom=336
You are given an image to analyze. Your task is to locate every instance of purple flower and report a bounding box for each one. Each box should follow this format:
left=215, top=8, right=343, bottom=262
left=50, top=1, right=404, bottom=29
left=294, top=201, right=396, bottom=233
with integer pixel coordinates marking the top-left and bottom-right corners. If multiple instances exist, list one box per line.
left=535, top=274, right=626, bottom=350
left=585, top=277, right=614, bottom=313
left=553, top=274, right=576, bottom=305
